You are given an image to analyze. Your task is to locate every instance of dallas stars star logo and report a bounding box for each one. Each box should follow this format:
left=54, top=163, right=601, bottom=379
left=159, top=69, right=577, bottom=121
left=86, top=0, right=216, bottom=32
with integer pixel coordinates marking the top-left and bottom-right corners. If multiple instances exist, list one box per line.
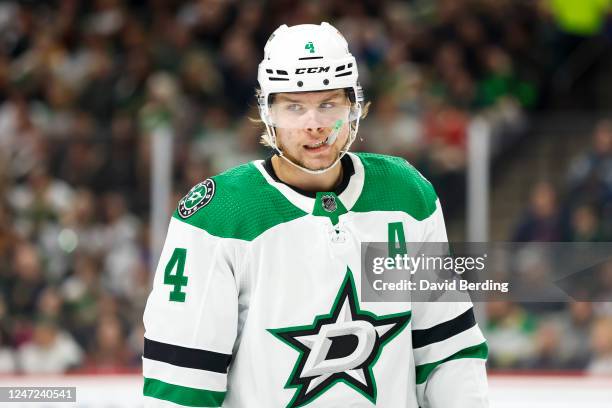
left=178, top=178, right=215, bottom=218
left=268, top=268, right=411, bottom=407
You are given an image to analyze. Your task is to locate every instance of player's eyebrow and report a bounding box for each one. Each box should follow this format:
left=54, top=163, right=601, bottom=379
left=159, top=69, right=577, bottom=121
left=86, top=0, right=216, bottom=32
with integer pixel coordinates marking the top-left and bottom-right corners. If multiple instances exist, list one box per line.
left=274, top=95, right=302, bottom=103
left=320, top=93, right=345, bottom=102
left=275, top=90, right=345, bottom=103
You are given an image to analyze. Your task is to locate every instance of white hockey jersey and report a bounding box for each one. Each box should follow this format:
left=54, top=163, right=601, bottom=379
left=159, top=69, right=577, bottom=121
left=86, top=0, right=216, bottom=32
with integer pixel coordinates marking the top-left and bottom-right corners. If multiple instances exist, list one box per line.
left=143, top=152, right=488, bottom=407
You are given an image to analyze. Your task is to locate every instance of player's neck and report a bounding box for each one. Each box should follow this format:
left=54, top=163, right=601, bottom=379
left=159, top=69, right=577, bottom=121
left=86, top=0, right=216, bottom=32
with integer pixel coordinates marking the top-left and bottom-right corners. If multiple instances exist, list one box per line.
left=271, top=155, right=343, bottom=193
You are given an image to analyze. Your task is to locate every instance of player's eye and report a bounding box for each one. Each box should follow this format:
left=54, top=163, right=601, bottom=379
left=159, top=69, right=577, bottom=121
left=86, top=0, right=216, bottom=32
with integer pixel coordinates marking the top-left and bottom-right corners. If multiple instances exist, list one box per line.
left=320, top=102, right=335, bottom=109
left=286, top=104, right=303, bottom=112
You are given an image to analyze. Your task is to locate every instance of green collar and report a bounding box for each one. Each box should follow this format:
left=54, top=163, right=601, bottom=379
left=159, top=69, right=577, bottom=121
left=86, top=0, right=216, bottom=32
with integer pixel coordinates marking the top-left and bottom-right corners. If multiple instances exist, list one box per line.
left=312, top=192, right=348, bottom=225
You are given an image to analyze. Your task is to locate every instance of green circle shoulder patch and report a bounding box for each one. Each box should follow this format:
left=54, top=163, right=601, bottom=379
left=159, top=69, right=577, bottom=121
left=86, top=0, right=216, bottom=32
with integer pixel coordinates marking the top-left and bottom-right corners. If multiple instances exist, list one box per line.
left=178, top=178, right=216, bottom=218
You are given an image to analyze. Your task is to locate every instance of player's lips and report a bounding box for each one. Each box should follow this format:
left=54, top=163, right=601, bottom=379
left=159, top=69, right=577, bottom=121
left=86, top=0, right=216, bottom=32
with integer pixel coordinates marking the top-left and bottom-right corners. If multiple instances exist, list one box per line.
left=306, top=140, right=325, bottom=148
left=304, top=136, right=331, bottom=151
left=304, top=140, right=331, bottom=153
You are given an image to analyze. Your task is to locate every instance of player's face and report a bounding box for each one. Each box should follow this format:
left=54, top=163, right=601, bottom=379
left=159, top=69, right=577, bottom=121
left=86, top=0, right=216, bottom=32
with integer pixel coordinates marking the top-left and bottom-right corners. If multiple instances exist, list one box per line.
left=272, top=89, right=351, bottom=171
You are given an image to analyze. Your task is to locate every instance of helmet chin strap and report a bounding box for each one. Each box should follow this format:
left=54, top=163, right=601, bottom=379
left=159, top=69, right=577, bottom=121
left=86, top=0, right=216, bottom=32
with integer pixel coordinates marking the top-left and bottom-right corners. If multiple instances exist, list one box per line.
left=264, top=112, right=361, bottom=176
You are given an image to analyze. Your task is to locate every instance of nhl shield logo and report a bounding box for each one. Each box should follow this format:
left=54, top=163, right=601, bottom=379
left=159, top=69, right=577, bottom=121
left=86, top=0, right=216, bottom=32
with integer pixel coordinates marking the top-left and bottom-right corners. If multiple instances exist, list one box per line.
left=322, top=195, right=337, bottom=213
left=178, top=179, right=215, bottom=218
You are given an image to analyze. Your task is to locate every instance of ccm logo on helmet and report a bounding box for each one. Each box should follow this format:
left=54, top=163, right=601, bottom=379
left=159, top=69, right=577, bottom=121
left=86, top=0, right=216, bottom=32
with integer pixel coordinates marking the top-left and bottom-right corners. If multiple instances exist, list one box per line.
left=295, top=66, right=330, bottom=74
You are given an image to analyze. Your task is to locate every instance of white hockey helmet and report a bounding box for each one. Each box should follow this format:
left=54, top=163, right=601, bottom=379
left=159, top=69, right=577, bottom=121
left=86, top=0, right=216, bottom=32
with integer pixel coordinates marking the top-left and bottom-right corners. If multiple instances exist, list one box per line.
left=257, top=22, right=364, bottom=173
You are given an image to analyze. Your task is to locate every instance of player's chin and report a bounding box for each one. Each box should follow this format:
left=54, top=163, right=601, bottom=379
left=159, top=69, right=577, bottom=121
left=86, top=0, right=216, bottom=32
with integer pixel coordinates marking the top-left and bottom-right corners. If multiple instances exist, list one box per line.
left=300, top=150, right=339, bottom=171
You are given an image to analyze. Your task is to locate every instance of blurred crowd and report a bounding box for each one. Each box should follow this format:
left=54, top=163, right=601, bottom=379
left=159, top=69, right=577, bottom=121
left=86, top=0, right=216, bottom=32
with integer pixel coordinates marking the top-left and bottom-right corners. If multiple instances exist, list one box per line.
left=0, top=0, right=611, bottom=374
left=513, top=119, right=612, bottom=243
left=486, top=119, right=612, bottom=373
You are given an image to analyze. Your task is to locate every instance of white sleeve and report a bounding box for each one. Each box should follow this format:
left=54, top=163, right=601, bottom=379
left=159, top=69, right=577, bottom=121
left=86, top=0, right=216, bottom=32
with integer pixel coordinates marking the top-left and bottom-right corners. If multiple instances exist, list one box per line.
left=142, top=216, right=238, bottom=407
left=413, top=199, right=489, bottom=408
left=421, top=359, right=489, bottom=407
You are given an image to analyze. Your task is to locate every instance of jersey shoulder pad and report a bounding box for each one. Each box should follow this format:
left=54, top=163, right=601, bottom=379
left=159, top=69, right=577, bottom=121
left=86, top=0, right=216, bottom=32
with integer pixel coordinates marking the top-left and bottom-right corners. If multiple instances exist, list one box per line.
left=172, top=162, right=307, bottom=240
left=352, top=152, right=438, bottom=220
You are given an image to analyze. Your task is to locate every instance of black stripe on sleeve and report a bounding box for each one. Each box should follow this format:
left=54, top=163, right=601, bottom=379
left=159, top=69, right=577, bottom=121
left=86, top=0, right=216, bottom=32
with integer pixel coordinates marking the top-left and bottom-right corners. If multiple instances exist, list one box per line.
left=412, top=307, right=476, bottom=349
left=144, top=337, right=232, bottom=373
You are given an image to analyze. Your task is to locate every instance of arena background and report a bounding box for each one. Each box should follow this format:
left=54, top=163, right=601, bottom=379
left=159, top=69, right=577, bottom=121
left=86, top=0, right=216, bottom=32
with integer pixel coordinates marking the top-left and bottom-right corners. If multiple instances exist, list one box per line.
left=0, top=0, right=611, bottom=406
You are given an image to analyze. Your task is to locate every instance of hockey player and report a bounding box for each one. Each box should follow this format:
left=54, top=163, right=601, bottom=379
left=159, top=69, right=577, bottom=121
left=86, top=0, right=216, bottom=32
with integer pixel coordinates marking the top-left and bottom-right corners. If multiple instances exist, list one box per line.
left=143, top=22, right=489, bottom=407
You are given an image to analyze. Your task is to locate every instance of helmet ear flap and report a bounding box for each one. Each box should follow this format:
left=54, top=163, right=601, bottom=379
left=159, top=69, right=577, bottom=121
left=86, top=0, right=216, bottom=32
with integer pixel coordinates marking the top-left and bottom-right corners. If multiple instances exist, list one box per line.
left=258, top=93, right=273, bottom=126
left=349, top=103, right=362, bottom=122
left=347, top=85, right=363, bottom=121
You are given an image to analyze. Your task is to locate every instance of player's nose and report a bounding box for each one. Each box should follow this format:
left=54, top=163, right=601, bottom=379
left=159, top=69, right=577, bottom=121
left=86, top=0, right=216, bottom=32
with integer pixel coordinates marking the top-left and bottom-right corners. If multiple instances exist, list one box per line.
left=300, top=108, right=326, bottom=132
